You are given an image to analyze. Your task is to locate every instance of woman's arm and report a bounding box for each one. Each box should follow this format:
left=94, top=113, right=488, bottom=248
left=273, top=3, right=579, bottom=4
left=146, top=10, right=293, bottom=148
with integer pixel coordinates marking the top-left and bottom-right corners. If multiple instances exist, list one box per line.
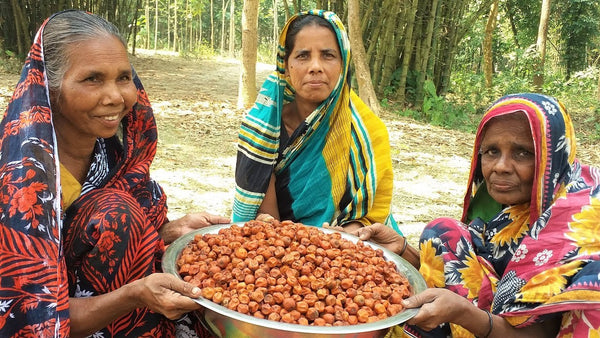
left=257, top=173, right=280, bottom=220
left=403, top=288, right=560, bottom=337
left=351, top=224, right=420, bottom=268
left=69, top=273, right=201, bottom=338
left=160, top=212, right=230, bottom=244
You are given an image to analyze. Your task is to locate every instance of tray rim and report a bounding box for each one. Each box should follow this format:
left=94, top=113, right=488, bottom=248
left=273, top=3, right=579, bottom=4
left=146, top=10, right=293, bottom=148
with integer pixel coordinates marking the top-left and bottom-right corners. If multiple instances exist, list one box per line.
left=162, top=222, right=426, bottom=334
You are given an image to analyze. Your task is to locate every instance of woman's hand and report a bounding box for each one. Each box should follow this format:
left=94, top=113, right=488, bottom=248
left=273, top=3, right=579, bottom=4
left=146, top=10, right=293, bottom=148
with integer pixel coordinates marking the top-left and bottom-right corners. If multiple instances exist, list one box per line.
left=349, top=223, right=405, bottom=254
left=403, top=288, right=560, bottom=337
left=69, top=273, right=202, bottom=337
left=403, top=288, right=475, bottom=331
left=160, top=212, right=230, bottom=243
left=132, top=273, right=202, bottom=320
left=256, top=213, right=277, bottom=222
left=351, top=224, right=422, bottom=268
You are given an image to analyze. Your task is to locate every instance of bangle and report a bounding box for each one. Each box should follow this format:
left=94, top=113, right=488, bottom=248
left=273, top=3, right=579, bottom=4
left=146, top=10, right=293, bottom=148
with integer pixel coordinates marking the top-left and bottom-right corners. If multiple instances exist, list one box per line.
left=398, top=236, right=408, bottom=256
left=480, top=310, right=493, bottom=338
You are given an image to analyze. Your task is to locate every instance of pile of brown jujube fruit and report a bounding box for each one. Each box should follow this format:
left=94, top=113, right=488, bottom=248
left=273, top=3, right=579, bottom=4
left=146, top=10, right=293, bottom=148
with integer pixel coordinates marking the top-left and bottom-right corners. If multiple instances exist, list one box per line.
left=177, top=220, right=412, bottom=326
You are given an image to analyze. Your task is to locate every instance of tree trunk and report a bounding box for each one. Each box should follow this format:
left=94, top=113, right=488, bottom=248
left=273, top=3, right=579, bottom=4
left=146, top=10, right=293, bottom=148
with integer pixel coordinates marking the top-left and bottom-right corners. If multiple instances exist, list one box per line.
left=533, top=0, right=551, bottom=91
left=167, top=0, right=171, bottom=50
left=228, top=0, right=235, bottom=57
left=154, top=0, right=158, bottom=51
left=238, top=0, right=259, bottom=109
left=378, top=0, right=402, bottom=94
left=186, top=0, right=192, bottom=50
left=282, top=0, right=291, bottom=21
left=360, top=0, right=375, bottom=35
left=598, top=66, right=600, bottom=102
left=348, top=0, right=380, bottom=114
left=210, top=0, right=214, bottom=49
left=173, top=0, right=178, bottom=51
left=414, top=0, right=439, bottom=109
left=396, top=0, right=419, bottom=103
left=131, top=0, right=142, bottom=56
left=483, top=0, right=499, bottom=89
left=504, top=0, right=521, bottom=49
left=221, top=0, right=228, bottom=53
left=273, top=0, right=279, bottom=59
left=10, top=0, right=29, bottom=56
left=145, top=0, right=150, bottom=49
left=368, top=0, right=394, bottom=88
left=197, top=4, right=202, bottom=47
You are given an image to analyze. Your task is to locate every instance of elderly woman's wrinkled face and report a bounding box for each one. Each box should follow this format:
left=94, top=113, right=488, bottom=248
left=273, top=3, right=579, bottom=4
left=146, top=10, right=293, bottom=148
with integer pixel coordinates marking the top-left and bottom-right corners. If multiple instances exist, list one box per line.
left=285, top=24, right=342, bottom=109
left=53, top=35, right=136, bottom=144
left=479, top=113, right=535, bottom=205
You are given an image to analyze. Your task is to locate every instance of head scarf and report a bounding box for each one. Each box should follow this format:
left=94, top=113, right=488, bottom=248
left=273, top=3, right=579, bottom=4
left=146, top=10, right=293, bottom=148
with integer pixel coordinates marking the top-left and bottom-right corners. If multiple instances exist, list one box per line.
left=411, top=93, right=600, bottom=337
left=465, top=93, right=600, bottom=328
left=465, top=92, right=577, bottom=225
left=0, top=11, right=166, bottom=336
left=233, top=10, right=398, bottom=231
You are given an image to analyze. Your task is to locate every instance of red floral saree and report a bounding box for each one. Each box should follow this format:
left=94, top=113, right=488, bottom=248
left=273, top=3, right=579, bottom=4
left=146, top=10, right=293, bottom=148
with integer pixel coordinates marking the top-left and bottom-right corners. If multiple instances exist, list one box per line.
left=0, top=11, right=209, bottom=337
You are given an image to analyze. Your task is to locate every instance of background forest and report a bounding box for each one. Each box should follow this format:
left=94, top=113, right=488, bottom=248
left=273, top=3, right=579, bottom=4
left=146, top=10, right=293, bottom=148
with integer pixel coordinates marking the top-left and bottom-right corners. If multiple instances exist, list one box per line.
left=1, top=0, right=600, bottom=137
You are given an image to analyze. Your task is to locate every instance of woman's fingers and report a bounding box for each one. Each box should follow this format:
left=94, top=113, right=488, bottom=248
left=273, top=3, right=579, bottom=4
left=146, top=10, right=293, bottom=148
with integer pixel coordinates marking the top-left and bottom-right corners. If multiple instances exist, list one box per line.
left=256, top=213, right=275, bottom=222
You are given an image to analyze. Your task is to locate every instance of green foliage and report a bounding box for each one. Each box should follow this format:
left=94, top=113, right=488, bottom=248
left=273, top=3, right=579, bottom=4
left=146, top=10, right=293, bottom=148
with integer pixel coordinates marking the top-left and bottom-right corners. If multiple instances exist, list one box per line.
left=557, top=0, right=600, bottom=78
left=503, top=0, right=540, bottom=47
left=0, top=50, right=22, bottom=73
left=391, top=80, right=475, bottom=132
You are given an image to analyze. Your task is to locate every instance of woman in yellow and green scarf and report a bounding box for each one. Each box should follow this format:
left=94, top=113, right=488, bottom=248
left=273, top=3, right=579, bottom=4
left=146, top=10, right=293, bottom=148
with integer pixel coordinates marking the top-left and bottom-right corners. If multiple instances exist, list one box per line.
left=233, top=10, right=400, bottom=234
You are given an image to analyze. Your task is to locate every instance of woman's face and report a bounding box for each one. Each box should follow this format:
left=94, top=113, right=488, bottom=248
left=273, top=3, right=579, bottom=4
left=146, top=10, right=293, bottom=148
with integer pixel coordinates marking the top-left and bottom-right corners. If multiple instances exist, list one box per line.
left=285, top=24, right=342, bottom=109
left=479, top=114, right=536, bottom=205
left=53, top=35, right=136, bottom=145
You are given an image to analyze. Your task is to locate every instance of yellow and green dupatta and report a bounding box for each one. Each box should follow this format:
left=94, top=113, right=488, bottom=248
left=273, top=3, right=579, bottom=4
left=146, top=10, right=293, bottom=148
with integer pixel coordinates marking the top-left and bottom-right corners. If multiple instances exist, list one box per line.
left=233, top=10, right=399, bottom=231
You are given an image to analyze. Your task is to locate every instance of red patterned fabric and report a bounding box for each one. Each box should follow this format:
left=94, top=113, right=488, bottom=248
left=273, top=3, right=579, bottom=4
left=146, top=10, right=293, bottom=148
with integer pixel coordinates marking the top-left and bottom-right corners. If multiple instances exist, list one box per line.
left=0, top=14, right=69, bottom=337
left=0, top=11, right=211, bottom=337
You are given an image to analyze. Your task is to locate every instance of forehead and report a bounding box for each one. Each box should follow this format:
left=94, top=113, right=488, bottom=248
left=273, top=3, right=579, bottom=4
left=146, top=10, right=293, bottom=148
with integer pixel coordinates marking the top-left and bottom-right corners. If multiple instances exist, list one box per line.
left=65, top=35, right=129, bottom=68
left=481, top=113, right=532, bottom=143
left=293, top=25, right=339, bottom=49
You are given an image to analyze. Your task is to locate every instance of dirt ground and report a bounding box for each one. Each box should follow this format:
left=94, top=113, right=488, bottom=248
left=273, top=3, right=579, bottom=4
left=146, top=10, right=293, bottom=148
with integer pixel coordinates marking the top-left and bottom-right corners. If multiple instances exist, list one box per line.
left=1, top=51, right=599, bottom=239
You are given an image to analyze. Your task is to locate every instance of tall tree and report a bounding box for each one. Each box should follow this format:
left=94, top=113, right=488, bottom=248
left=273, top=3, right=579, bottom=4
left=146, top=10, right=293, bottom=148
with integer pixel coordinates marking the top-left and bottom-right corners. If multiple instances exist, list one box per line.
left=229, top=0, right=236, bottom=56
left=533, top=0, right=551, bottom=90
left=396, top=0, right=419, bottom=103
left=145, top=0, right=150, bottom=49
left=221, top=0, right=228, bottom=53
left=273, top=0, right=279, bottom=58
left=282, top=0, right=291, bottom=21
left=154, top=0, right=159, bottom=51
left=239, top=0, right=259, bottom=109
left=414, top=0, right=439, bottom=108
left=483, top=0, right=499, bottom=89
left=210, top=0, right=215, bottom=49
left=559, top=0, right=600, bottom=79
left=167, top=0, right=172, bottom=49
left=173, top=0, right=179, bottom=51
left=348, top=0, right=380, bottom=114
left=9, top=0, right=30, bottom=56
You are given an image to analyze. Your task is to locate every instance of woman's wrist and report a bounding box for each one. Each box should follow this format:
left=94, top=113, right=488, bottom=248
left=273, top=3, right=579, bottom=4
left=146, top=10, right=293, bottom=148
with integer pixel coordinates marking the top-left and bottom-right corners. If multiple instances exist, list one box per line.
left=123, top=278, right=144, bottom=309
left=478, top=310, right=493, bottom=338
left=398, top=236, right=408, bottom=256
left=341, top=221, right=363, bottom=232
left=159, top=219, right=180, bottom=244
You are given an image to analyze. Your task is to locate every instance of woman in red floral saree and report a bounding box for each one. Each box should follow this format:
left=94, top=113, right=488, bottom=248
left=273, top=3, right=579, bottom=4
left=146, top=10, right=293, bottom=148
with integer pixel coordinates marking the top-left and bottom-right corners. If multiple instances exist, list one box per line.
left=396, top=93, right=600, bottom=337
left=0, top=10, right=225, bottom=337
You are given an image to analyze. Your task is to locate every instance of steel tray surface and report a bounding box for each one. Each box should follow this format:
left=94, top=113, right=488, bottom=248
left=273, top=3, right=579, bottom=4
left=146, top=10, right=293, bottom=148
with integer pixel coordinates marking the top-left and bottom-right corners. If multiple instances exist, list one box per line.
left=163, top=223, right=426, bottom=338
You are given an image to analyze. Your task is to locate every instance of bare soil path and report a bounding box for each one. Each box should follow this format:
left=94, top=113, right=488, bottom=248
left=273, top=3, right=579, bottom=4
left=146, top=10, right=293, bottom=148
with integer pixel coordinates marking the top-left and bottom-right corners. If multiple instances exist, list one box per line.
left=1, top=51, right=598, bottom=239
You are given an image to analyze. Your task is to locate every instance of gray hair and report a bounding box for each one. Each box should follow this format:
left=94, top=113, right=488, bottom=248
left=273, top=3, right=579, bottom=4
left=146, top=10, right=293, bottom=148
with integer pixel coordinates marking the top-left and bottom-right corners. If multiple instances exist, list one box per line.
left=43, top=11, right=126, bottom=93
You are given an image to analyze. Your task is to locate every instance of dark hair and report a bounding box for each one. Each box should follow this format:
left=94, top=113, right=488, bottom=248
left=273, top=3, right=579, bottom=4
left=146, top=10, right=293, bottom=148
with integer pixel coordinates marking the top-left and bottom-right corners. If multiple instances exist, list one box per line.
left=43, top=11, right=125, bottom=93
left=284, top=15, right=337, bottom=63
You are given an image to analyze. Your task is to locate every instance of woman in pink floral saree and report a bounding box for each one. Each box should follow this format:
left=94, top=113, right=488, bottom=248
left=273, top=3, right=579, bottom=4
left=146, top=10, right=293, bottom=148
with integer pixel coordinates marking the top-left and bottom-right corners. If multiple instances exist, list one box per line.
left=398, top=93, right=600, bottom=337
